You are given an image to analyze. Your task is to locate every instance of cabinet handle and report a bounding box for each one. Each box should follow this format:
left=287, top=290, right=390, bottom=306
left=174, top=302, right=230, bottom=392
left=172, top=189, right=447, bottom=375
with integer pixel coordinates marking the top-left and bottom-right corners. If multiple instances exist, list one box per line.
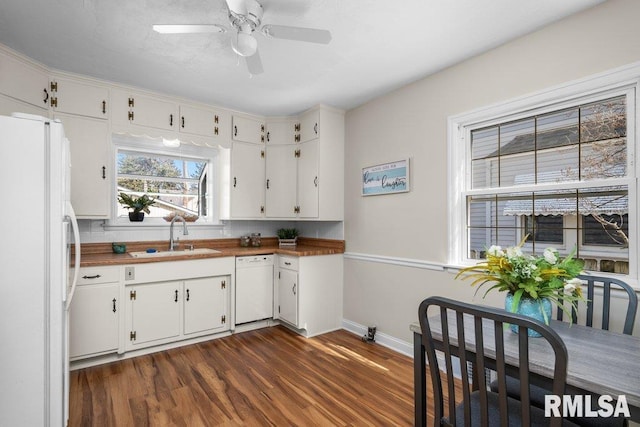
left=170, top=114, right=173, bottom=127
left=284, top=261, right=291, bottom=266
left=234, top=125, right=238, bottom=136
left=102, top=100, right=106, bottom=114
left=186, top=289, right=190, bottom=301
left=102, top=166, right=106, bottom=179
left=314, top=123, right=318, bottom=135
left=233, top=177, right=237, bottom=188
left=266, top=131, right=270, bottom=142
left=314, top=176, right=318, bottom=187
left=181, top=116, right=185, bottom=128
left=175, top=289, right=178, bottom=302
left=112, top=298, right=117, bottom=313
left=82, top=274, right=101, bottom=279
left=292, top=283, right=297, bottom=295
left=43, top=88, right=49, bottom=104
left=266, top=179, right=270, bottom=189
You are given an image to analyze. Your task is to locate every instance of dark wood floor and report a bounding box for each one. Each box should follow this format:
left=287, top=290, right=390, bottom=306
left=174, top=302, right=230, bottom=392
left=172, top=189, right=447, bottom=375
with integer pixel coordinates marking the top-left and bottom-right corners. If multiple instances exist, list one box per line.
left=69, top=326, right=417, bottom=426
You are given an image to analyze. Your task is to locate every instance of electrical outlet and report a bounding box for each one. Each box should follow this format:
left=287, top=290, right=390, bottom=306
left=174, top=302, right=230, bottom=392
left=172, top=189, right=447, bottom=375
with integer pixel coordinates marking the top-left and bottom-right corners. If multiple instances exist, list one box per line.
left=125, top=266, right=135, bottom=281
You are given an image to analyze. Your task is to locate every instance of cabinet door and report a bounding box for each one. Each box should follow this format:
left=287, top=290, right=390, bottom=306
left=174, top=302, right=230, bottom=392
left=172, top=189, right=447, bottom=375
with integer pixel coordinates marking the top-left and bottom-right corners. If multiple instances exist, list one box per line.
left=277, top=268, right=298, bottom=326
left=114, top=91, right=178, bottom=131
left=230, top=141, right=265, bottom=218
left=69, top=283, right=119, bottom=359
left=297, top=139, right=319, bottom=218
left=0, top=93, right=48, bottom=116
left=179, top=104, right=225, bottom=138
left=183, top=276, right=229, bottom=335
left=232, top=115, right=264, bottom=144
left=298, top=109, right=319, bottom=142
left=266, top=118, right=296, bottom=145
left=265, top=145, right=297, bottom=218
left=0, top=52, right=49, bottom=108
left=56, top=113, right=110, bottom=218
left=50, top=77, right=109, bottom=119
left=127, top=281, right=181, bottom=349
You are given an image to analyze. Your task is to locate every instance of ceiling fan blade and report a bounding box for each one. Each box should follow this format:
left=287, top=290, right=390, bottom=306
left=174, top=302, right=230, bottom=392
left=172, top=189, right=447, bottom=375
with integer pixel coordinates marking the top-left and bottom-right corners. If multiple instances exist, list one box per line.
left=153, top=24, right=226, bottom=34
left=261, top=25, right=331, bottom=44
left=245, top=50, right=264, bottom=75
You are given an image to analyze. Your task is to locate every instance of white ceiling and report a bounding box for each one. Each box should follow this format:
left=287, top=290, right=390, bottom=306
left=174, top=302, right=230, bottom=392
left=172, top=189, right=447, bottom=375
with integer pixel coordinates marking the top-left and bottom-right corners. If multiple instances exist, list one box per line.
left=0, top=0, right=605, bottom=116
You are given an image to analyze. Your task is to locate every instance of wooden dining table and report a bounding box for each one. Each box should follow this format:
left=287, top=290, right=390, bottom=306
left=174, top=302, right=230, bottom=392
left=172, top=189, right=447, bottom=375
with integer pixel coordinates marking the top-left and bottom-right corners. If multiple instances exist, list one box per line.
left=411, top=314, right=640, bottom=425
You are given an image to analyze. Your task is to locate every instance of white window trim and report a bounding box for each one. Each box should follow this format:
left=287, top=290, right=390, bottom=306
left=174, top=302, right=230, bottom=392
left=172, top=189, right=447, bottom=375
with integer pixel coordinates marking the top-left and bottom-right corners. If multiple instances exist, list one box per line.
left=448, top=62, right=640, bottom=286
left=108, top=133, right=223, bottom=227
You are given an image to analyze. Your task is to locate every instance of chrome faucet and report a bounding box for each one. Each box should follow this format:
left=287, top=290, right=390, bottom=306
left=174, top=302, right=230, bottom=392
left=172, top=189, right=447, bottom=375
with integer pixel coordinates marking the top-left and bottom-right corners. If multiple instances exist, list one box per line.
left=169, top=215, right=189, bottom=251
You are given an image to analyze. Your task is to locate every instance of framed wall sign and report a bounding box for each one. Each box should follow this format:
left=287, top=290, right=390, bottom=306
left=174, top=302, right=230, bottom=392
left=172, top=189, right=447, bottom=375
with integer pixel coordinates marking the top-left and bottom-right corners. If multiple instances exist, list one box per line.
left=362, top=159, right=410, bottom=196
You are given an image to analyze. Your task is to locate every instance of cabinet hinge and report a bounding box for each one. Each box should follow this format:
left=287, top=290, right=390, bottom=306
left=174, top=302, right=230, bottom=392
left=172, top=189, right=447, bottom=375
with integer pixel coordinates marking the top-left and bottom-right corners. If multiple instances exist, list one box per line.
left=214, top=126, right=219, bottom=135
left=294, top=206, right=300, bottom=214
left=261, top=135, right=265, bottom=143
left=50, top=81, right=58, bottom=92
left=221, top=280, right=226, bottom=289
left=261, top=150, right=265, bottom=158
left=214, top=115, right=219, bottom=124
left=294, top=123, right=300, bottom=132
left=260, top=124, right=265, bottom=133
left=130, top=290, right=137, bottom=300
left=260, top=206, right=265, bottom=214
left=128, top=97, right=135, bottom=107
left=128, top=111, right=134, bottom=121
left=221, top=315, right=226, bottom=324
left=50, top=97, right=58, bottom=108
left=294, top=134, right=301, bottom=143
left=130, top=331, right=136, bottom=341
left=294, top=149, right=301, bottom=158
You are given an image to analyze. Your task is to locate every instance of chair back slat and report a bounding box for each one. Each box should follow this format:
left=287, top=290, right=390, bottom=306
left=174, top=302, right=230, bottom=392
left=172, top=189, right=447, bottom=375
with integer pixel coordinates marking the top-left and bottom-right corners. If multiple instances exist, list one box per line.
left=557, top=274, right=638, bottom=335
left=418, top=296, right=568, bottom=427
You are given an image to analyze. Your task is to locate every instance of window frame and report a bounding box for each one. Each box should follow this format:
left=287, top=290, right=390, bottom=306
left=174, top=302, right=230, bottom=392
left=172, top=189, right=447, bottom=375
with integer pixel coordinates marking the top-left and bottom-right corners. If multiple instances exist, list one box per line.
left=448, top=63, right=639, bottom=285
left=109, top=134, right=221, bottom=227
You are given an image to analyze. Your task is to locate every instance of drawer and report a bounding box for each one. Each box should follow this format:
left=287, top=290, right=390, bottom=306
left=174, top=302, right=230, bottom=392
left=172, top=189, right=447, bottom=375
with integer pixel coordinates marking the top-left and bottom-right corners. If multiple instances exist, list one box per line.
left=76, top=266, right=120, bottom=285
left=278, top=256, right=298, bottom=271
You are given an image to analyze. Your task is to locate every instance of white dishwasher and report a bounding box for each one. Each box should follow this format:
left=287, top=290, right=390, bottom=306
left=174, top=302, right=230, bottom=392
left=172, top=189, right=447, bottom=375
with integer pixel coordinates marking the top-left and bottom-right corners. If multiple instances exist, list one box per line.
left=235, top=255, right=274, bottom=324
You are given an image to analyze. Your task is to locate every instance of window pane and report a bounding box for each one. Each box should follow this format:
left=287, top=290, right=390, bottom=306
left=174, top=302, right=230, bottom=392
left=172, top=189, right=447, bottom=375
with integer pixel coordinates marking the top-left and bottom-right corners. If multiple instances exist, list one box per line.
left=580, top=96, right=626, bottom=143
left=499, top=118, right=535, bottom=186
left=471, top=126, right=498, bottom=189
left=583, top=214, right=629, bottom=246
left=524, top=215, right=564, bottom=244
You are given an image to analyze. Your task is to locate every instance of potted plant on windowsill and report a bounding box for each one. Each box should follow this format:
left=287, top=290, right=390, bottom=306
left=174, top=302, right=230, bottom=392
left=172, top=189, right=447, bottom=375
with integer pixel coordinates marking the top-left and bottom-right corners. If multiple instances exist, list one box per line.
left=118, top=192, right=156, bottom=222
left=276, top=228, right=299, bottom=247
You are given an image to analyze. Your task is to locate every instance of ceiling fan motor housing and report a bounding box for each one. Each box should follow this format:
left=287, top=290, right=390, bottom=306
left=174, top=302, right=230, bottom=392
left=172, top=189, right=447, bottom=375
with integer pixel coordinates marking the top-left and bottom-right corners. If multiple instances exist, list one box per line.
left=228, top=0, right=263, bottom=33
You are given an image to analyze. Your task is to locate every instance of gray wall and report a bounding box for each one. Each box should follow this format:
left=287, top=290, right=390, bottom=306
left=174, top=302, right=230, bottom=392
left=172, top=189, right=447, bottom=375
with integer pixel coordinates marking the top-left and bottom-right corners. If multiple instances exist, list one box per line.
left=343, top=0, right=640, bottom=344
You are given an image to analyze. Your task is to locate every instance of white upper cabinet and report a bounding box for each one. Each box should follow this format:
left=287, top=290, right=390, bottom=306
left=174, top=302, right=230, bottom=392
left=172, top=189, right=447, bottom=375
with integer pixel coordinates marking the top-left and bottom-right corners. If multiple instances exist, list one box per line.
left=266, top=117, right=297, bottom=145
left=0, top=49, right=49, bottom=110
left=298, top=108, right=320, bottom=143
left=265, top=144, right=297, bottom=218
left=179, top=104, right=230, bottom=140
left=56, top=113, right=110, bottom=219
left=230, top=141, right=265, bottom=218
left=49, top=76, right=109, bottom=119
left=0, top=93, right=48, bottom=116
left=297, top=139, right=320, bottom=218
left=232, top=114, right=265, bottom=144
left=111, top=89, right=179, bottom=131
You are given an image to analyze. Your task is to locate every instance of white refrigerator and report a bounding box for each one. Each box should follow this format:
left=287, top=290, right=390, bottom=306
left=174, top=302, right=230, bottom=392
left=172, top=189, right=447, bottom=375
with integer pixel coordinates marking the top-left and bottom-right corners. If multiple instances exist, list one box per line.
left=0, top=113, right=80, bottom=426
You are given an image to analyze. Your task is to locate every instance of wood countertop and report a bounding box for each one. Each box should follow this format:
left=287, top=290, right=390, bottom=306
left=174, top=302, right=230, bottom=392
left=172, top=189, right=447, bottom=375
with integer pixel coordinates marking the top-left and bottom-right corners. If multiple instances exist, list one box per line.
left=75, top=237, right=345, bottom=267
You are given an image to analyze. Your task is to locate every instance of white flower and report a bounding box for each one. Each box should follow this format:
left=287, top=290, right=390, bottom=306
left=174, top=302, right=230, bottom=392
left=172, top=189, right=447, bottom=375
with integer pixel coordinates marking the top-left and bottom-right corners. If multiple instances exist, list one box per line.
left=564, top=278, right=582, bottom=294
left=487, top=245, right=504, bottom=257
left=543, top=248, right=558, bottom=264
left=506, top=246, right=523, bottom=258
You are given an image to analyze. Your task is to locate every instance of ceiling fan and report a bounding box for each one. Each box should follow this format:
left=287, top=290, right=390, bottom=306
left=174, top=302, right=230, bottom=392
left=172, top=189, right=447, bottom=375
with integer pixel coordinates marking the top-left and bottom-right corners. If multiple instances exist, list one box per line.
left=153, top=0, right=332, bottom=75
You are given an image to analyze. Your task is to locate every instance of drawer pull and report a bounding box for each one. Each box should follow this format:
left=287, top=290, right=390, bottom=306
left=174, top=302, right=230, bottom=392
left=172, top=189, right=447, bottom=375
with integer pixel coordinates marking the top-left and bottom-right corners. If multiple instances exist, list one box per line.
left=112, top=298, right=117, bottom=313
left=186, top=289, right=190, bottom=301
left=82, top=274, right=101, bottom=279
left=284, top=262, right=291, bottom=266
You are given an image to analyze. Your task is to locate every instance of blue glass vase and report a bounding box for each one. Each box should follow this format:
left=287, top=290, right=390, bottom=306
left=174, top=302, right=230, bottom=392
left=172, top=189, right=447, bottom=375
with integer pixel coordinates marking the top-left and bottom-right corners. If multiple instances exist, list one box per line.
left=504, top=293, right=552, bottom=337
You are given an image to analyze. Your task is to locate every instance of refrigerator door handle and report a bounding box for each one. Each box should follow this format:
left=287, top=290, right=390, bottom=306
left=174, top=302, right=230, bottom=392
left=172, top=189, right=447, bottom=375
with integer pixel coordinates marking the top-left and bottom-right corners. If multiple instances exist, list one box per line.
left=65, top=202, right=81, bottom=310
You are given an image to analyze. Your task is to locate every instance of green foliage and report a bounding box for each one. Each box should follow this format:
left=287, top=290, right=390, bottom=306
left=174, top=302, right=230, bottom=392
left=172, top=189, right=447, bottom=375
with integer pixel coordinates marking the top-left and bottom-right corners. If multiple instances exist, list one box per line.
left=117, top=192, right=156, bottom=214
left=276, top=228, right=299, bottom=239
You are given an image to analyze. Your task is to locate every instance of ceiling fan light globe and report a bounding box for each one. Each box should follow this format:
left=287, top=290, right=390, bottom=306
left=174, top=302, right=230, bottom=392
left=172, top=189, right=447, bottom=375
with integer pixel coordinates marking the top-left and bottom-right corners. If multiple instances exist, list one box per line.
left=232, top=32, right=258, bottom=57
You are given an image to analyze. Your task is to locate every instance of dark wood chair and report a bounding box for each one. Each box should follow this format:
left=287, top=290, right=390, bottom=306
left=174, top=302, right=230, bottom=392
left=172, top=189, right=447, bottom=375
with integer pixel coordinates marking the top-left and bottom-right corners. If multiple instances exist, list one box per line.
left=492, top=274, right=637, bottom=426
left=418, top=296, right=576, bottom=427
left=557, top=274, right=637, bottom=335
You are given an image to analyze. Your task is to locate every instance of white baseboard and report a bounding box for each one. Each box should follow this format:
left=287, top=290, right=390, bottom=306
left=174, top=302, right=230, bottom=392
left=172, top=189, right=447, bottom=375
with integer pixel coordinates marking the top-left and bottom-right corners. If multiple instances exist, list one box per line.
left=341, top=319, right=413, bottom=358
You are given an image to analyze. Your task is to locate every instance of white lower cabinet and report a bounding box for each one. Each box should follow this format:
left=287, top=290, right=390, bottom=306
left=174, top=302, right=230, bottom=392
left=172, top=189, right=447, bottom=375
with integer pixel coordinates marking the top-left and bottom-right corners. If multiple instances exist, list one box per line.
left=123, top=258, right=233, bottom=352
left=69, top=266, right=120, bottom=360
left=275, top=254, right=343, bottom=337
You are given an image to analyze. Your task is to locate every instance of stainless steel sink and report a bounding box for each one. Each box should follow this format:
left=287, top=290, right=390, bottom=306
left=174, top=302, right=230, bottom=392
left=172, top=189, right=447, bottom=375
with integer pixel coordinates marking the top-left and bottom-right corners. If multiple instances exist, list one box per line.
left=129, top=248, right=221, bottom=258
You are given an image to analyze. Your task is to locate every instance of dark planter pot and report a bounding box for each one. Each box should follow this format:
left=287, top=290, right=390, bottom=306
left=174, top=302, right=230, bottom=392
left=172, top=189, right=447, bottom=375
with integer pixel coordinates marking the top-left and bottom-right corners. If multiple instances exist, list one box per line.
left=128, top=211, right=145, bottom=222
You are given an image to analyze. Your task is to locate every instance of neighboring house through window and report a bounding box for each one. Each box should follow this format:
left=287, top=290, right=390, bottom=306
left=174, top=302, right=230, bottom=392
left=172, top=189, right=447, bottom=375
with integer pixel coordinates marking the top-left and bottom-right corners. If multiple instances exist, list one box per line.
left=449, top=65, right=637, bottom=280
